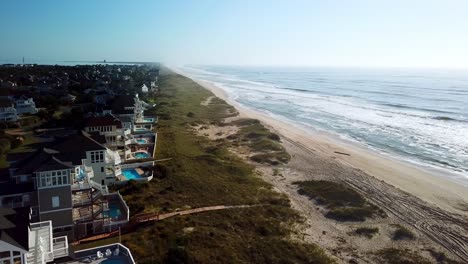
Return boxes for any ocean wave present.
[185,65,468,180]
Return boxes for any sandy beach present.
[185,76,468,262]
[195,79,468,216]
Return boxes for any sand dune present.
[190,78,468,261]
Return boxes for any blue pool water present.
[144,118,154,122]
[136,139,146,144]
[100,258,128,264]
[134,152,150,159]
[104,203,122,218]
[122,169,143,180]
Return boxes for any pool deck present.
[72,243,135,264]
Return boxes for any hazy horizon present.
[1,0,468,69]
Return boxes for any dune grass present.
[294,180,386,222]
[375,248,432,264]
[392,224,415,240]
[353,227,379,238]
[77,71,333,263]
[225,118,291,165]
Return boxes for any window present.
[90,151,104,163]
[101,167,104,172]
[37,170,69,188]
[52,196,60,208]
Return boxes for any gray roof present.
[0,207,30,251]
[50,131,106,165]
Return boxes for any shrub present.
[375,248,431,264]
[354,227,379,238]
[186,112,195,118]
[267,133,281,141]
[0,139,11,155]
[295,180,365,207]
[392,225,415,240]
[325,207,375,222]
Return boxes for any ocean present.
[181,65,468,184]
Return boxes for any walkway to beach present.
[73,204,262,245]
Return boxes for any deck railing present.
[52,236,69,258]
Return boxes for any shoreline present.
[186,76,468,216]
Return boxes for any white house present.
[14,96,38,115]
[141,84,148,93]
[0,98,18,122]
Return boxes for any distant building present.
[61,94,76,103]
[141,84,148,93]
[1,81,17,89]
[0,97,18,122]
[14,96,38,115]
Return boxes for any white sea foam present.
[180,65,468,183]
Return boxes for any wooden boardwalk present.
[73,204,260,245]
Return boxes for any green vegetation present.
[225,118,290,165]
[375,248,432,264]
[78,71,333,263]
[294,180,386,221]
[353,227,379,238]
[0,131,40,169]
[426,249,463,264]
[392,224,415,240]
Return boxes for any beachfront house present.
[84,114,135,161]
[2,134,130,240]
[0,97,18,122]
[51,131,122,186]
[0,207,135,264]
[6,148,76,238]
[0,207,69,264]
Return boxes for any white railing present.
[84,165,94,178]
[120,160,154,169]
[105,149,121,165]
[52,236,69,258]
[71,181,92,191]
[90,180,109,195]
[30,221,51,230]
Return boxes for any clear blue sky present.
[1,0,468,68]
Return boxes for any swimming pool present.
[134,152,150,159]
[100,257,129,264]
[122,169,143,180]
[103,203,122,218]
[136,139,146,144]
[144,118,154,122]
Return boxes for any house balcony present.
[52,236,69,259]
[72,179,108,195]
[71,181,92,192]
[73,243,135,264]
[74,165,94,182]
[27,221,69,264]
[73,202,109,223]
[105,150,121,165]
